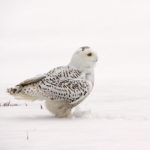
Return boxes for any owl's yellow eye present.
[87,53,92,56]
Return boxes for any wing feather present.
[18,66,92,106]
[39,78,91,105]
[37,66,92,105]
[18,75,46,86]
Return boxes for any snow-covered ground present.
[1,79,150,150]
[0,0,150,149]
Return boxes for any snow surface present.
[1,82,150,150]
[0,0,150,149]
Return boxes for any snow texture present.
[0,0,150,149]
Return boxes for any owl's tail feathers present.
[7,85,38,101]
[7,85,22,95]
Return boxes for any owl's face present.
[78,46,98,63]
[70,46,98,70]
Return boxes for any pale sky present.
[0,0,150,81]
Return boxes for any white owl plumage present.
[7,46,98,117]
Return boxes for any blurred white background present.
[1,1,150,150]
[0,0,150,97]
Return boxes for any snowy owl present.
[7,46,98,117]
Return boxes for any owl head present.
[69,46,98,70]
